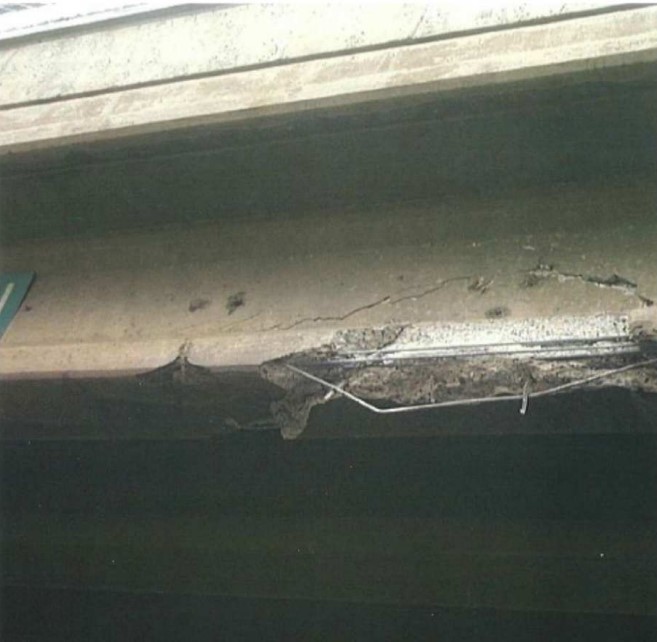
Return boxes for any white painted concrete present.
[0,2,628,105]
[2,7,656,154]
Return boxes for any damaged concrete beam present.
[261,315,657,438]
[1,176,656,439]
[2,316,656,440]
[1,179,655,377]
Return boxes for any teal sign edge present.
[0,272,36,340]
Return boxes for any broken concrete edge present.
[527,265,655,307]
[0,312,648,380]
[260,316,657,439]
[628,306,657,340]
[3,312,656,440]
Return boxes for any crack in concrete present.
[262,275,473,332]
[529,265,654,307]
[218,312,261,332]
[263,295,392,332]
[387,275,473,306]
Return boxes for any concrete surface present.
[2,6,656,154]
[1,178,656,378]
[0,2,629,106]
[1,62,656,438]
[1,5,656,439]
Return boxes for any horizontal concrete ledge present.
[1,178,655,381]
[0,2,630,106]
[0,314,643,380]
[0,1,178,42]
[0,329,332,380]
[1,7,657,154]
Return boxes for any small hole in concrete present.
[486,306,510,319]
[188,298,211,313]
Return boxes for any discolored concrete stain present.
[188,298,211,313]
[226,291,246,315]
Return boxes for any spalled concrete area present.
[1,177,656,375]
[1,17,656,439]
[1,174,656,438]
[2,6,657,628]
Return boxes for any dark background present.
[2,424,656,641]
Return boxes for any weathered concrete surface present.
[2,7,657,154]
[1,17,655,438]
[1,179,655,378]
[0,2,630,107]
[1,61,655,438]
[1,177,656,438]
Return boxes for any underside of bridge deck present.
[1,59,656,440]
[1,5,656,629]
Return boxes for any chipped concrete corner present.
[261,315,657,439]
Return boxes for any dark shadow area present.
[1,67,656,243]
[1,431,657,522]
[3,586,656,642]
[2,426,656,639]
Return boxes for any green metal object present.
[0,272,35,340]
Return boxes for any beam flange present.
[1,7,657,154]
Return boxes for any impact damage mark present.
[261,322,657,439]
[527,264,654,306]
[226,291,246,315]
[136,342,215,385]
